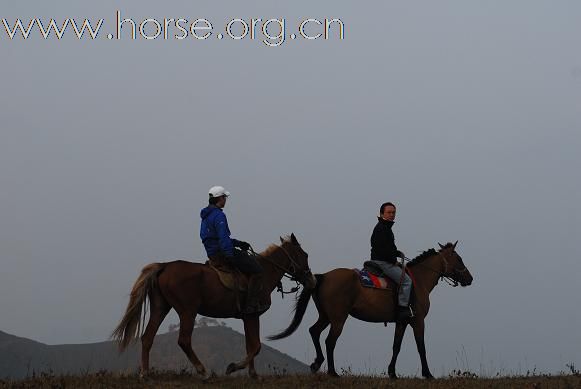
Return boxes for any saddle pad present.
[354,269,394,290]
[208,262,248,292]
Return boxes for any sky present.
[1,0,580,377]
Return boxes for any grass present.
[2,370,581,389]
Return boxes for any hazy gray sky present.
[1,0,580,376]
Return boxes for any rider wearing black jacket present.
[369,202,413,323]
[370,217,402,264]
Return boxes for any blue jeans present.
[370,260,412,306]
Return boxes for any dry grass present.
[2,371,580,389]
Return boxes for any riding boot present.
[396,305,413,323]
[242,274,270,314]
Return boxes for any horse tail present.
[268,274,324,340]
[111,262,166,351]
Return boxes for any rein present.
[250,245,306,297]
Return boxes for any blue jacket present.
[200,205,241,257]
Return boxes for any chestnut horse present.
[112,234,315,379]
[269,242,473,378]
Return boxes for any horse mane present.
[259,235,294,257]
[260,244,280,257]
[407,249,437,267]
[407,242,455,267]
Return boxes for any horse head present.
[279,233,317,289]
[438,241,473,287]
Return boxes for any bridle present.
[279,244,312,281]
[405,250,466,287]
[250,244,312,296]
[437,251,460,287]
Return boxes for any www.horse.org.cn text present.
[1,11,345,47]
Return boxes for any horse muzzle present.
[459,275,473,287]
[453,269,473,287]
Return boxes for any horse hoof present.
[225,363,237,375]
[310,362,321,373]
[424,373,434,380]
[200,370,216,382]
[328,371,340,378]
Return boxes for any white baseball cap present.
[208,186,230,198]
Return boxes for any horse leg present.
[325,317,347,377]
[177,312,211,380]
[226,315,261,378]
[140,294,170,377]
[245,316,262,379]
[309,315,329,373]
[411,319,434,379]
[387,321,408,379]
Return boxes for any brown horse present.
[268,241,473,379]
[112,233,315,379]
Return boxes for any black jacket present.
[370,217,400,263]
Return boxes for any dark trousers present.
[228,248,263,275]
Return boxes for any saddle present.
[207,256,248,292]
[354,261,414,290]
[357,261,417,325]
[354,268,395,290]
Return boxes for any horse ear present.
[290,233,299,245]
[438,242,444,249]
[453,240,458,248]
[280,236,285,244]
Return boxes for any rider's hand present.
[397,250,406,259]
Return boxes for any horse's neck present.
[256,248,286,292]
[409,254,444,294]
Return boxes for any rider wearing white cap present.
[208,185,230,198]
[200,186,269,313]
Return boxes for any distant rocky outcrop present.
[0,324,308,379]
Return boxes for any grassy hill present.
[0,325,307,380]
[2,371,580,389]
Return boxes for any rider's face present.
[217,196,227,208]
[381,205,396,221]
